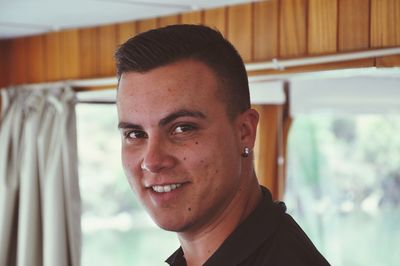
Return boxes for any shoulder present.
[206,186,330,266]
[273,213,330,265]
[241,196,330,266]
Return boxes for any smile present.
[152,183,182,193]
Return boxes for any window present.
[76,103,179,266]
[285,114,400,266]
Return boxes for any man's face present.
[117,59,247,234]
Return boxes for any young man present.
[115,24,329,266]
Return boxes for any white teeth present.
[152,183,182,193]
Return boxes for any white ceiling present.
[0,0,255,39]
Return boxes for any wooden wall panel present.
[338,0,370,51]
[308,0,338,54]
[45,32,62,81]
[79,28,98,79]
[2,0,400,87]
[203,7,227,36]
[158,15,180,27]
[137,18,158,33]
[0,40,10,88]
[27,35,45,83]
[375,55,400,67]
[9,38,27,85]
[253,105,279,195]
[180,10,203,24]
[253,0,279,61]
[371,0,400,47]
[227,4,253,62]
[0,43,6,88]
[279,0,307,58]
[117,21,137,44]
[97,25,117,77]
[60,30,80,79]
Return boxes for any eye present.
[124,130,148,140]
[172,124,196,135]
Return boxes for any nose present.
[141,136,175,173]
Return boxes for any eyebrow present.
[118,109,206,129]
[118,121,141,130]
[159,109,206,127]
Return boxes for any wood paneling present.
[253,0,279,61]
[308,0,338,54]
[203,7,227,36]
[1,0,400,87]
[0,40,10,87]
[27,35,45,83]
[376,55,400,67]
[9,38,27,85]
[60,29,80,79]
[79,28,98,78]
[338,0,370,51]
[254,105,279,195]
[180,10,203,24]
[279,0,307,58]
[158,15,180,27]
[117,21,137,44]
[371,0,400,47]
[137,18,158,33]
[253,101,291,200]
[97,25,117,77]
[45,32,62,81]
[228,4,253,62]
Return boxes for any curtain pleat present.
[61,91,81,266]
[0,89,22,266]
[0,87,81,266]
[17,93,45,266]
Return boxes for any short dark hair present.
[114,24,250,118]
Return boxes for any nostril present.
[140,160,165,173]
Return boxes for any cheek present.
[121,146,140,168]
[121,150,133,172]
[187,150,221,182]
[121,149,141,184]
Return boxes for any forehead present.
[117,60,226,122]
[118,59,218,93]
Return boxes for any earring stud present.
[242,147,250,158]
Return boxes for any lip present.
[146,182,189,206]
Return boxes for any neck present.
[177,171,262,266]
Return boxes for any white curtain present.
[0,86,81,266]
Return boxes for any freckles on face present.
[116,60,245,233]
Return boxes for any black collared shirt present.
[166,186,330,266]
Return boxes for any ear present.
[236,108,259,150]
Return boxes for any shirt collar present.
[166,247,185,266]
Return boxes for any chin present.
[154,220,185,232]
[150,214,192,233]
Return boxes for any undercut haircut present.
[114,24,250,119]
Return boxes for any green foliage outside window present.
[285,114,400,266]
